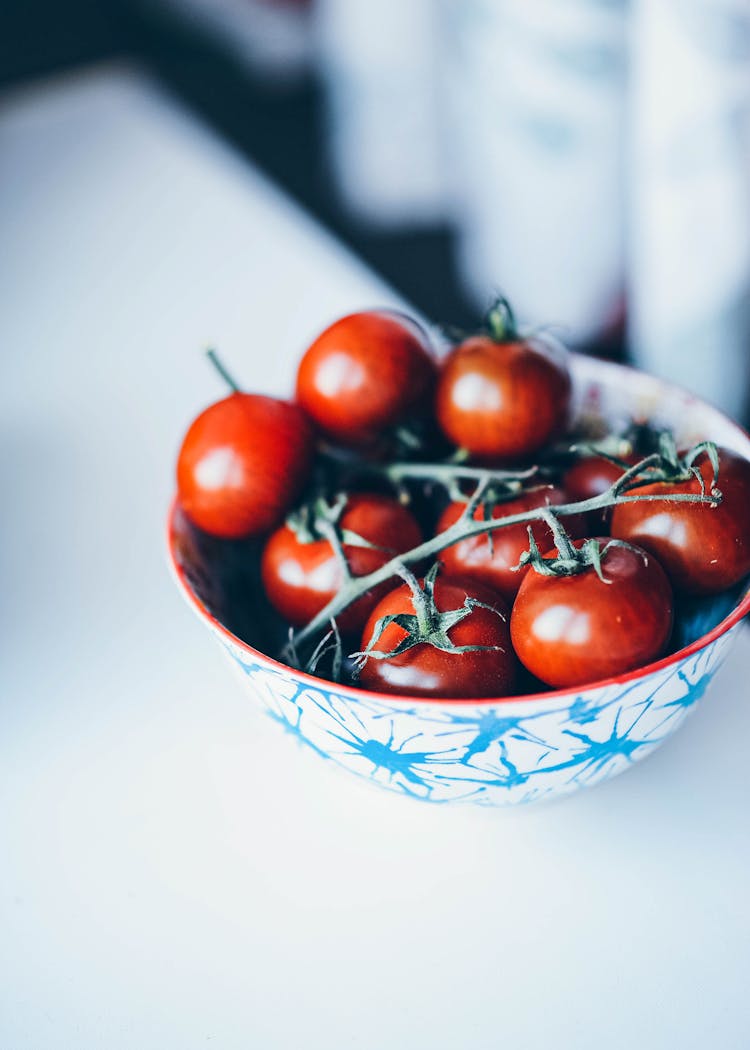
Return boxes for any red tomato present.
[357,575,517,698]
[510,539,674,688]
[563,454,640,503]
[563,453,640,531]
[437,485,587,603]
[610,447,750,594]
[435,335,571,458]
[261,493,423,633]
[177,393,314,539]
[295,310,436,446]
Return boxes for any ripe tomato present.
[357,574,517,698]
[610,447,750,594]
[295,310,436,446]
[563,452,640,531]
[435,334,571,458]
[261,493,423,633]
[177,393,314,539]
[437,485,587,603]
[510,539,674,688]
[563,454,640,503]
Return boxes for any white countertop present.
[1,64,749,1050]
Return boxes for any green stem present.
[539,509,577,561]
[385,461,537,488]
[206,348,241,394]
[317,518,351,578]
[397,563,434,635]
[287,472,719,657]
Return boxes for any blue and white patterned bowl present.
[168,354,750,806]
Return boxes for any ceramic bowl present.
[167,354,750,806]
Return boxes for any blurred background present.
[2,0,749,421]
[3,8,750,1048]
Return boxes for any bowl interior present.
[169,353,750,701]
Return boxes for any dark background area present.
[2,0,626,360]
[1,0,482,330]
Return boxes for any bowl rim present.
[166,355,750,708]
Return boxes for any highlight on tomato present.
[610,446,750,595]
[435,298,571,459]
[295,309,436,447]
[177,351,314,539]
[510,532,674,689]
[261,492,422,634]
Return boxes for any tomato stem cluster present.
[516,516,625,584]
[283,443,722,670]
[383,460,538,502]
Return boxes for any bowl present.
[167,353,750,806]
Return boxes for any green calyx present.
[350,563,506,674]
[515,510,628,584]
[286,493,347,545]
[286,493,380,554]
[598,438,723,505]
[484,296,518,343]
[667,436,721,493]
[634,433,721,494]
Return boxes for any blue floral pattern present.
[215,625,738,806]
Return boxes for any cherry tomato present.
[610,447,750,595]
[510,539,674,688]
[295,310,436,446]
[437,485,587,603]
[261,493,423,633]
[563,453,640,531]
[357,575,517,698]
[563,454,640,503]
[177,393,314,539]
[435,335,571,458]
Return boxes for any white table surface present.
[1,64,749,1050]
